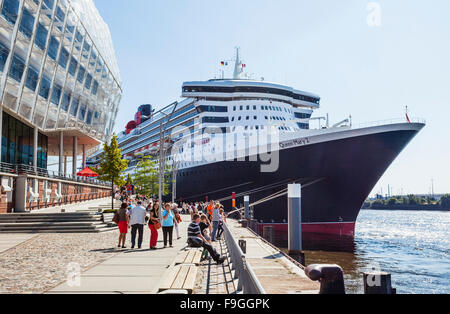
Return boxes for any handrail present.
[222,221,266,294]
[0,162,111,187]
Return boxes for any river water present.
[300,210,450,294]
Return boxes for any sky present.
[93,0,450,196]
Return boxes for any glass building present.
[0,0,121,175]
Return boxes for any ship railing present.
[222,221,266,294]
[346,117,427,130]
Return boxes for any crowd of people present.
[113,193,227,264]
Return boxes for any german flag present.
[221,61,228,66]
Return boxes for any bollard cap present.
[288,184,301,198]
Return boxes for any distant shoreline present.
[362,203,450,211]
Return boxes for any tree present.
[133,156,170,197]
[387,197,398,206]
[440,194,450,210]
[96,135,129,210]
[126,173,133,185]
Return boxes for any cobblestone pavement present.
[194,239,237,294]
[0,230,122,294]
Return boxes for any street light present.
[156,103,179,221]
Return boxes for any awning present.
[77,167,99,177]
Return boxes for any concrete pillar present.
[58,131,63,176]
[15,175,28,212]
[244,195,250,220]
[288,184,305,266]
[72,137,78,178]
[33,127,38,173]
[64,156,67,177]
[82,144,86,169]
[0,105,3,163]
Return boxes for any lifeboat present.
[124,153,134,161]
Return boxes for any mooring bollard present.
[288,184,305,266]
[238,240,247,254]
[244,196,250,220]
[363,272,396,294]
[305,264,346,294]
[263,226,274,243]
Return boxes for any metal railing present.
[222,222,266,294]
[27,191,111,211]
[0,162,111,187]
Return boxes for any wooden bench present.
[174,249,203,266]
[158,265,198,294]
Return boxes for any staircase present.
[0,203,123,234]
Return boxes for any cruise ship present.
[88,49,425,240]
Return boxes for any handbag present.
[154,222,162,230]
[176,214,182,223]
[112,212,119,224]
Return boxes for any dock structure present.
[46,215,319,294]
[222,219,320,294]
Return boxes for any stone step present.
[0,226,117,234]
[0,221,106,228]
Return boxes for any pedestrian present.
[129,201,147,249]
[217,208,226,240]
[173,206,182,240]
[161,203,175,248]
[187,214,225,264]
[117,203,130,249]
[199,214,212,243]
[211,203,221,242]
[148,202,160,250]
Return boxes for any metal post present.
[288,184,305,265]
[244,195,250,220]
[158,122,163,220]
[59,131,64,176]
[64,156,67,177]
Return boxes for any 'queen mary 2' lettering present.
[279,138,310,149]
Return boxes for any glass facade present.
[2,111,48,167]
[0,0,122,148]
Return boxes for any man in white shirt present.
[129,201,147,249]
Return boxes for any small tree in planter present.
[96,135,129,211]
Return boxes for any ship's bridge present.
[182,80,320,109]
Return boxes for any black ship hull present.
[175,123,423,240]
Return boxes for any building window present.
[92,80,99,95]
[58,48,70,69]
[39,76,51,100]
[0,42,10,73]
[70,98,79,117]
[86,110,93,125]
[68,57,77,76]
[19,8,35,39]
[8,53,25,82]
[48,36,60,60]
[85,73,92,89]
[61,92,71,112]
[35,23,48,50]
[25,66,39,91]
[51,84,62,105]
[77,65,85,83]
[1,0,20,25]
[79,104,86,121]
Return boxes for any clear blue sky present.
[94,0,450,196]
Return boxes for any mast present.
[233,47,243,79]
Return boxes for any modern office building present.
[0,0,122,213]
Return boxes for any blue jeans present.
[212,221,219,241]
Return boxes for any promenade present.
[48,216,191,294]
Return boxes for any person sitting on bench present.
[187,214,225,264]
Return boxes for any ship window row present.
[202,117,229,124]
[230,125,296,132]
[295,113,312,119]
[183,86,320,104]
[232,104,293,114]
[1,0,117,95]
[197,105,228,113]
